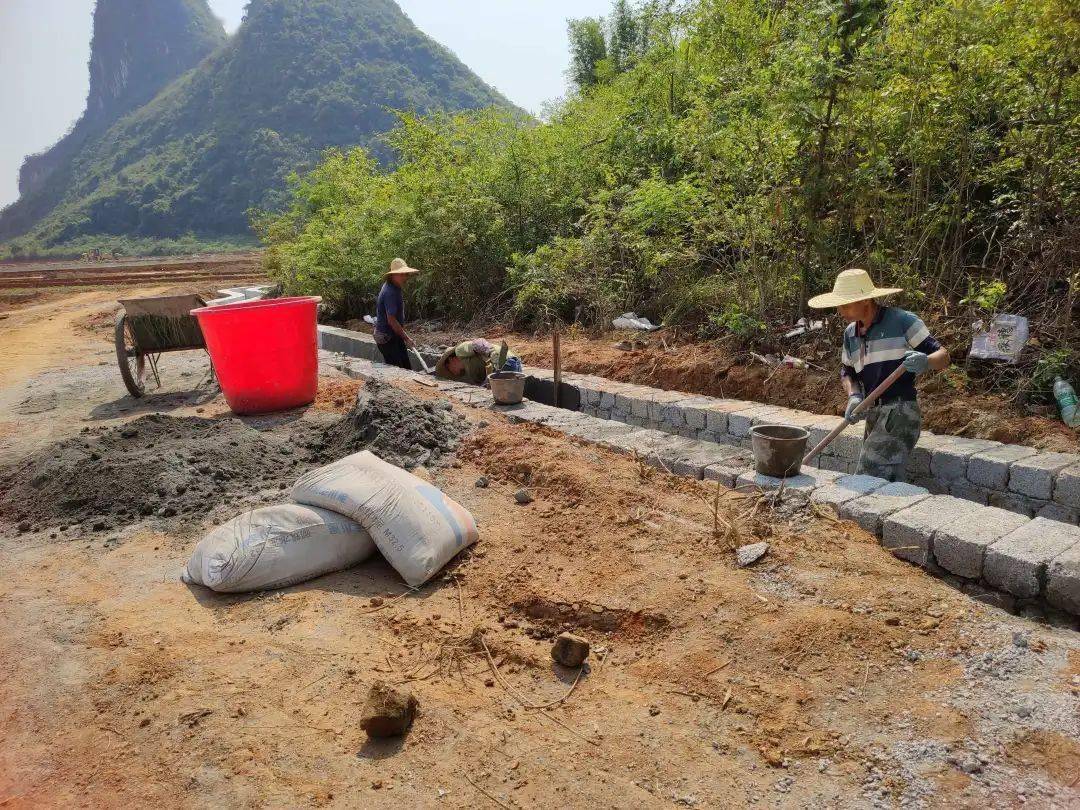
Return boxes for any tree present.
[568,17,608,89]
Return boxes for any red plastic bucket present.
[192,296,322,415]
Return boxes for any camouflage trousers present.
[857,400,922,482]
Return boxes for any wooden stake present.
[552,328,562,408]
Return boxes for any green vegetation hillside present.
[263,0,1079,391]
[2,0,226,245]
[0,0,513,253]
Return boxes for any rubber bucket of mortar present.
[750,424,809,477]
[192,296,322,415]
[488,371,526,405]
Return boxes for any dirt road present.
[1,288,1078,808]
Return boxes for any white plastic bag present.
[291,451,479,587]
[182,504,375,593]
[612,312,659,331]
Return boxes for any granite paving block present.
[751,408,820,431]
[701,400,748,434]
[630,396,652,419]
[930,438,1001,482]
[1008,452,1079,500]
[646,389,690,422]
[1037,503,1080,524]
[703,448,756,487]
[912,476,950,495]
[736,468,841,493]
[984,517,1080,598]
[987,491,1037,517]
[1054,465,1080,510]
[906,433,960,478]
[646,437,709,475]
[949,480,990,505]
[933,506,1031,579]
[672,397,714,430]
[1046,542,1080,614]
[807,415,846,449]
[966,445,1040,490]
[811,474,889,509]
[882,496,984,567]
[839,482,931,536]
[820,423,865,461]
[659,402,688,429]
[728,406,784,438]
[818,456,856,474]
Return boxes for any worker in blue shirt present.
[809,269,950,481]
[373,258,419,369]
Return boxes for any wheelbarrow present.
[114,294,212,397]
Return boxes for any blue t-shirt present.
[374,281,404,343]
[840,306,941,403]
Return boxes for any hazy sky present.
[0,0,611,209]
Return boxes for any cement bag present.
[182,504,376,593]
[291,451,479,587]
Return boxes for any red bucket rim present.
[191,295,321,317]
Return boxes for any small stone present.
[475,476,490,488]
[17,521,30,533]
[1012,631,1029,648]
[484,678,495,688]
[514,488,533,505]
[648,705,661,716]
[360,681,418,738]
[736,542,769,568]
[551,632,590,667]
[369,596,384,607]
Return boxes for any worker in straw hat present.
[373,258,420,370]
[808,268,950,482]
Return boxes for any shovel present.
[410,346,433,375]
[801,365,908,467]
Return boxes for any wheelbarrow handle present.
[801,365,908,467]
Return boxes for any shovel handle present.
[801,365,908,466]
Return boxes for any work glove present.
[902,350,930,375]
[844,394,866,423]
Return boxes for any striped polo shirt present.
[840,306,941,403]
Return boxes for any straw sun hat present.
[807,268,902,309]
[386,257,420,276]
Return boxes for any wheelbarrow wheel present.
[115,311,147,398]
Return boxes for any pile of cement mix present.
[320,380,466,469]
[0,382,467,535]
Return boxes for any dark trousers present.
[377,334,412,370]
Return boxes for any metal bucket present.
[488,371,526,405]
[749,424,809,477]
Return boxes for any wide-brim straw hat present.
[386,257,420,276]
[807,268,902,309]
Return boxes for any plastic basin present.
[750,424,809,478]
[192,296,322,415]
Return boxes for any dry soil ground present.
[1,282,1078,809]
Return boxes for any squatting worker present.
[373,258,420,369]
[434,339,521,385]
[808,268,950,482]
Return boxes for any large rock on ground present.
[360,681,418,738]
[551,632,590,667]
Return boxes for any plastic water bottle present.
[1054,377,1080,428]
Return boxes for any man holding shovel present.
[373,258,420,370]
[808,269,950,481]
